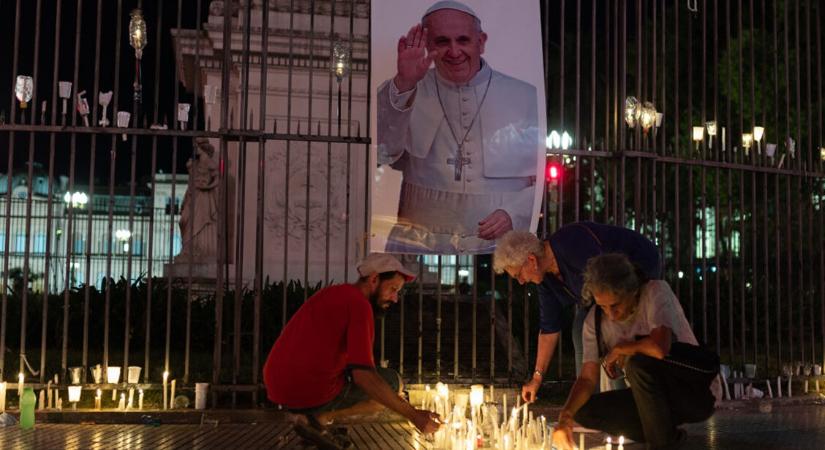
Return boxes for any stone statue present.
[176,138,220,262]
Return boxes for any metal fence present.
[0,0,823,407]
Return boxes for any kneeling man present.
[552,254,718,450]
[264,253,440,444]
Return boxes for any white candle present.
[722,127,726,151]
[618,435,625,450]
[118,393,125,411]
[138,389,144,410]
[17,373,24,397]
[606,436,613,450]
[788,375,792,397]
[766,380,773,398]
[0,381,6,412]
[47,380,52,409]
[128,388,135,410]
[579,432,585,450]
[56,394,62,410]
[170,380,176,409]
[163,371,169,410]
[38,390,45,411]
[804,380,809,393]
[777,376,783,397]
[95,389,102,410]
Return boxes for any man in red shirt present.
[264,253,440,444]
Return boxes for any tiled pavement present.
[0,402,824,449]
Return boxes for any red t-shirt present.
[263,284,376,409]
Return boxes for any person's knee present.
[624,354,659,380]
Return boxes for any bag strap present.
[595,306,605,359]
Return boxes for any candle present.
[618,435,625,450]
[777,376,783,397]
[489,385,494,404]
[38,390,45,411]
[163,371,169,410]
[766,380,773,398]
[788,375,792,397]
[579,432,585,450]
[0,381,6,412]
[47,380,52,409]
[128,388,135,410]
[95,389,102,410]
[804,380,809,393]
[18,373,24,397]
[722,127,726,151]
[118,393,125,411]
[606,436,613,450]
[56,394,62,410]
[170,380,176,409]
[138,389,144,410]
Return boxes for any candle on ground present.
[0,381,6,413]
[138,389,144,410]
[47,380,52,409]
[128,388,135,410]
[163,371,169,410]
[170,379,176,409]
[606,436,612,450]
[579,432,585,450]
[95,389,102,410]
[777,376,783,397]
[766,380,773,398]
[56,395,62,410]
[118,393,125,411]
[618,435,625,450]
[38,390,45,411]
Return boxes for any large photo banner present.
[370,0,547,255]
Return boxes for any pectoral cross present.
[447,154,471,181]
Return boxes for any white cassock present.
[377,60,540,254]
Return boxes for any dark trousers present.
[574,354,715,448]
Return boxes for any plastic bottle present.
[20,387,35,429]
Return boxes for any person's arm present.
[522,331,559,402]
[351,368,439,433]
[602,326,672,376]
[552,361,600,450]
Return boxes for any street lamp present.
[331,39,351,135]
[63,191,88,208]
[115,229,132,254]
[129,9,148,105]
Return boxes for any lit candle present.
[618,435,625,450]
[170,379,176,409]
[18,373,24,397]
[163,371,169,410]
[128,388,135,410]
[138,389,144,410]
[606,436,613,450]
[95,389,102,410]
[118,393,125,411]
[579,432,585,450]
[0,381,6,412]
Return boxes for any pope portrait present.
[377,0,540,254]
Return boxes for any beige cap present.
[357,253,416,282]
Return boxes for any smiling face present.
[424,9,487,84]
